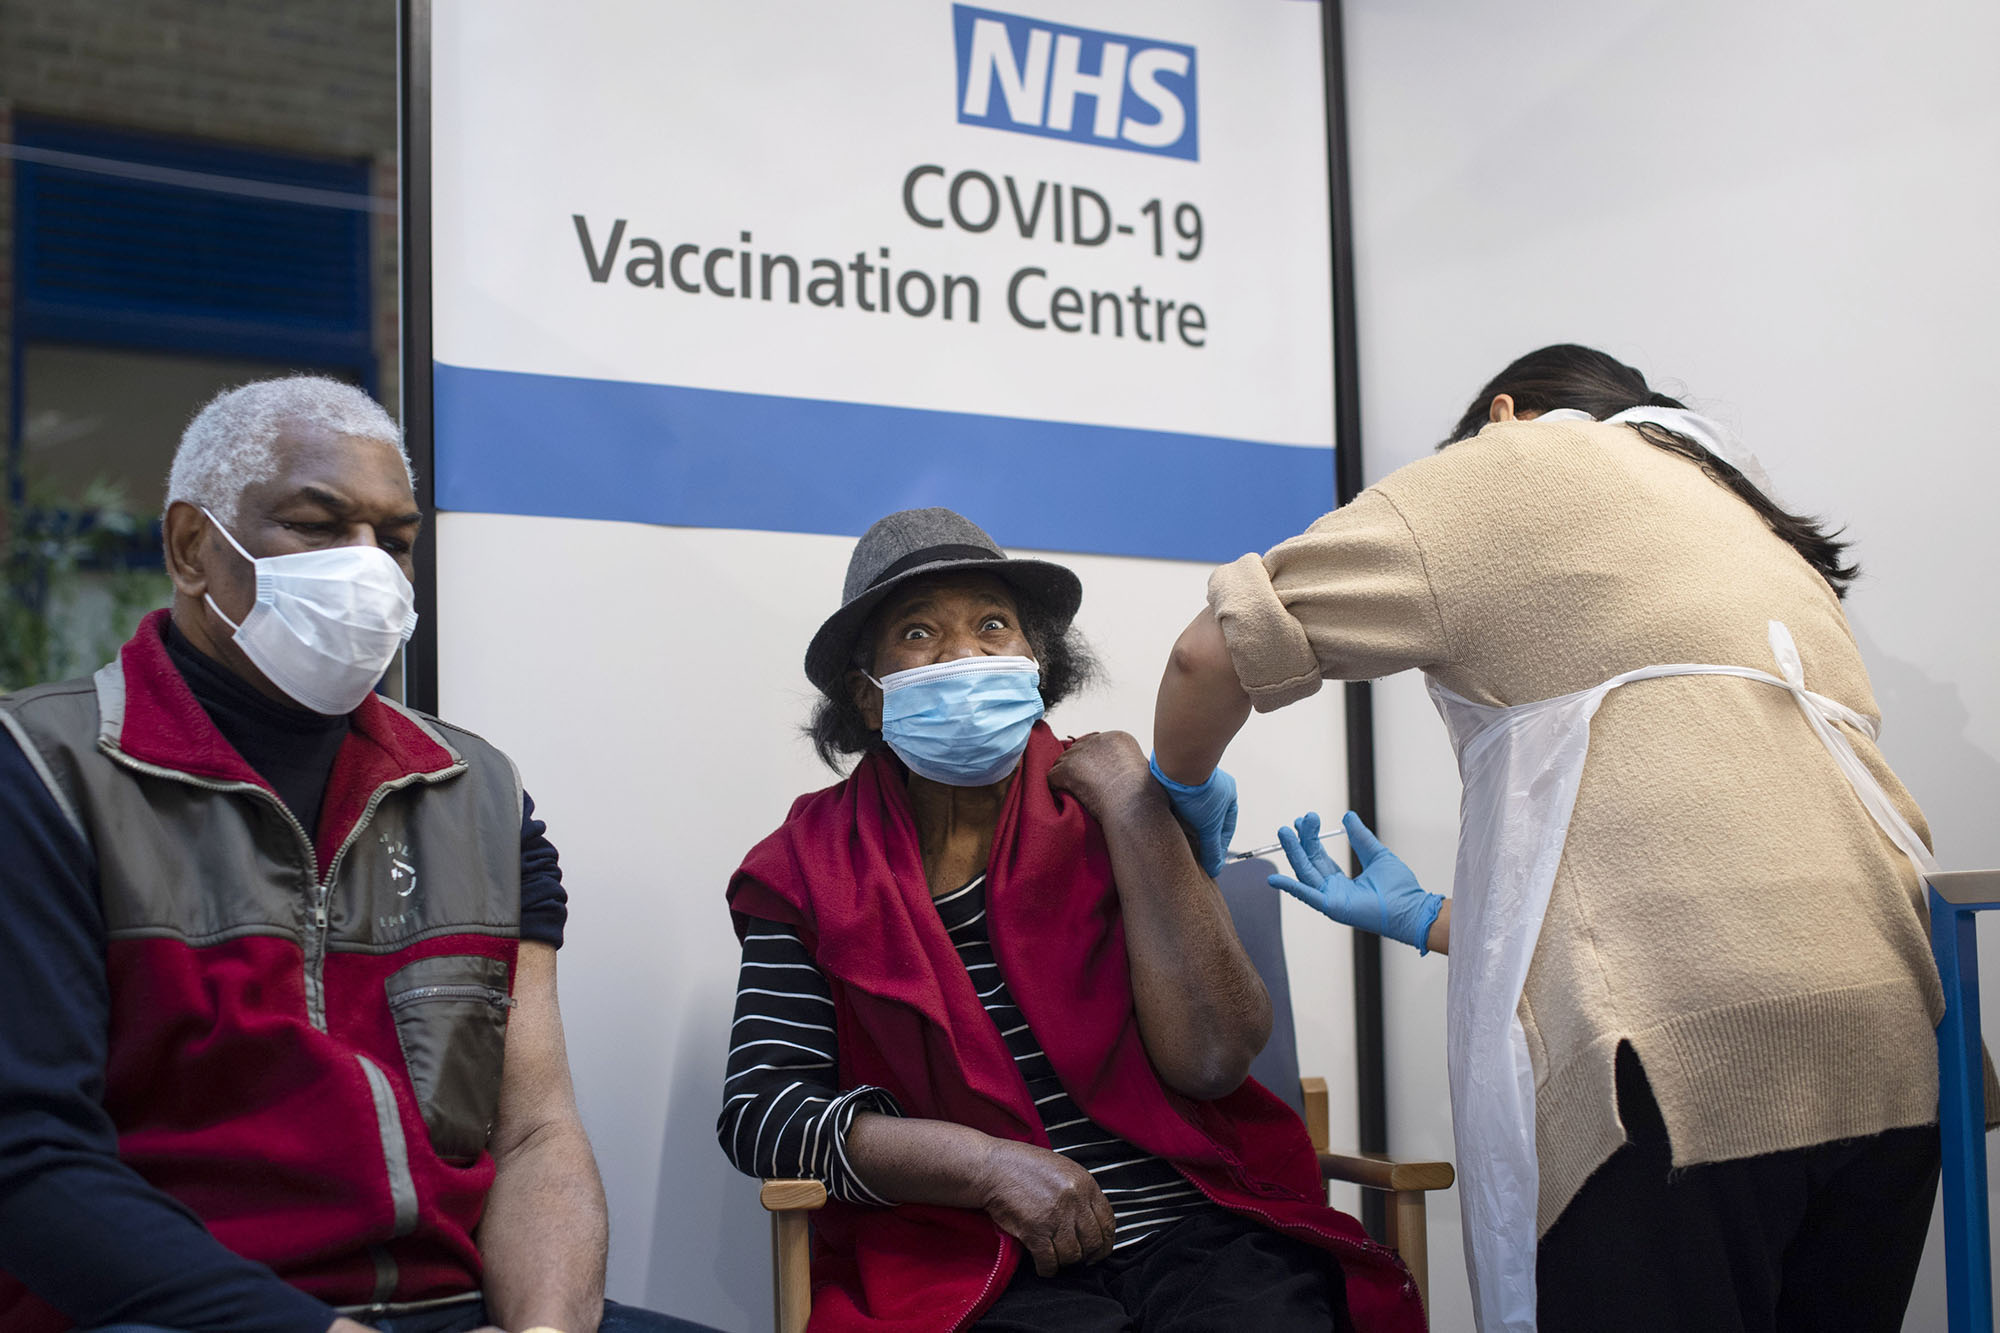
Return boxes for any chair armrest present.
[1930,870,2000,906]
[1318,1151,1454,1193]
[761,1178,829,1212]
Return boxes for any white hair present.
[165,375,413,525]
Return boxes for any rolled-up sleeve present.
[1207,487,1450,710]
[717,919,904,1205]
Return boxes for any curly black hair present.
[804,579,1100,771]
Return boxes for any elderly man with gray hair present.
[0,378,705,1333]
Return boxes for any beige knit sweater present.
[1209,418,1947,1234]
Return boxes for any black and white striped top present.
[718,874,1212,1249]
[717,923,898,1205]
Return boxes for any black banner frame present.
[1317,0,1390,1241]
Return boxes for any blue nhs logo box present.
[952,5,1198,161]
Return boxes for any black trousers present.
[1538,1044,1940,1333]
[974,1207,1353,1332]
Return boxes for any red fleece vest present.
[729,725,1423,1333]
[0,613,523,1329]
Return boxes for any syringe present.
[1225,828,1346,863]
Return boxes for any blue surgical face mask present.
[866,655,1044,787]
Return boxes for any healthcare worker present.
[1149,344,1960,1333]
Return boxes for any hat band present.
[865,543,1002,591]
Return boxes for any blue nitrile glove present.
[1149,754,1238,878]
[1271,811,1444,955]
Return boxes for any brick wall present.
[0,0,403,443]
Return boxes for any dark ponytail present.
[1443,344,1858,597]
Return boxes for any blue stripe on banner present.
[432,362,1334,563]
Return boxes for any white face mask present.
[201,507,419,715]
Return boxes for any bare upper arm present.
[488,941,582,1162]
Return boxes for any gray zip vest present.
[0,645,525,1306]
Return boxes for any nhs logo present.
[952,6,1199,161]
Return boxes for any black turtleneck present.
[163,619,349,833]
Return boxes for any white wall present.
[435,515,1354,1331]
[1342,1,2000,1328]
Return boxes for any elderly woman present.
[717,509,1422,1333]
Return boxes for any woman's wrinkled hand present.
[976,1138,1117,1276]
[1048,730,1157,819]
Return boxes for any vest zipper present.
[305,767,466,1029]
[97,741,465,1032]
[386,983,516,1009]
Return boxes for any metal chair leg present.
[1933,884,1993,1333]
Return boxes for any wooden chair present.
[759,857,1455,1333]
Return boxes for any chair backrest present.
[1215,856,1305,1120]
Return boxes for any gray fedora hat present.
[804,508,1083,692]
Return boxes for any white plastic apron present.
[1427,620,1940,1333]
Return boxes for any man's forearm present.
[478,1121,608,1333]
[479,941,603,1333]
[1100,787,1271,1100]
[1153,609,1251,784]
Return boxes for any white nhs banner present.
[953,4,1199,160]
[432,0,1334,562]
